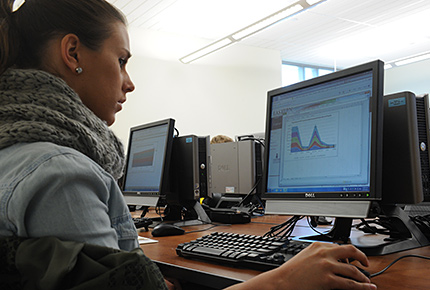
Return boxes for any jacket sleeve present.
[7,150,139,251]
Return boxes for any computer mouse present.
[354,265,371,279]
[337,265,371,282]
[151,223,185,237]
[333,266,372,290]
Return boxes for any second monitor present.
[262,59,429,255]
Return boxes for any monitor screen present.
[122,118,175,206]
[263,60,384,218]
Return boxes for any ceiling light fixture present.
[180,0,327,64]
[385,51,430,69]
[12,0,25,12]
[180,38,233,64]
[231,4,303,41]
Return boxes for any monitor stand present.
[173,201,211,227]
[295,217,353,244]
[354,205,429,256]
[151,200,211,227]
[295,205,429,256]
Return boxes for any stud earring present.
[75,67,83,74]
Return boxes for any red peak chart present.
[286,113,339,159]
[291,125,335,152]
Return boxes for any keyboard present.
[176,231,310,271]
[132,217,153,230]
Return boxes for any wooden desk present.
[138,214,430,290]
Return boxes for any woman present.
[0,1,377,289]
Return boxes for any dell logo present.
[305,193,315,198]
[218,165,229,171]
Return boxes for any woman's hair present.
[0,0,126,75]
[211,135,234,144]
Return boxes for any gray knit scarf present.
[0,69,125,180]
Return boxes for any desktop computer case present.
[209,140,263,195]
[415,93,430,200]
[170,135,210,201]
[383,92,430,204]
[403,93,430,216]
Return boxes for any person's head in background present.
[211,134,234,144]
[0,0,135,126]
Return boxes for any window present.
[282,62,335,86]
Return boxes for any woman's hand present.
[164,277,182,290]
[226,242,377,290]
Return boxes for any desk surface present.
[137,213,430,290]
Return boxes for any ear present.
[60,34,81,74]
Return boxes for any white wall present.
[112,27,430,147]
[385,58,430,96]
[111,28,282,147]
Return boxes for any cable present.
[236,177,262,207]
[306,216,335,239]
[222,137,265,214]
[410,214,430,240]
[355,218,391,235]
[139,206,150,218]
[236,135,265,148]
[264,215,305,238]
[252,197,266,216]
[184,224,219,234]
[370,254,430,278]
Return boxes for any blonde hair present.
[210,135,234,144]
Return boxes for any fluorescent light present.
[384,64,393,70]
[306,0,325,5]
[384,51,430,69]
[179,0,327,64]
[180,38,233,64]
[12,0,25,11]
[394,53,430,66]
[232,4,303,41]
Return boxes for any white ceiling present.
[109,0,430,68]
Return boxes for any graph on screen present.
[132,148,155,167]
[291,125,335,152]
[285,113,339,160]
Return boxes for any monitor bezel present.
[262,60,384,204]
[121,118,175,206]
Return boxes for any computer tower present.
[383,92,429,205]
[170,135,210,202]
[403,93,430,216]
[209,140,263,196]
[197,136,211,198]
[415,93,430,200]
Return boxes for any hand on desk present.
[165,277,182,290]
[225,242,377,290]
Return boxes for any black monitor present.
[262,60,429,255]
[121,118,175,207]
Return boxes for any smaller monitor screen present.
[122,119,175,201]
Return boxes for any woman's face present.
[76,22,135,126]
